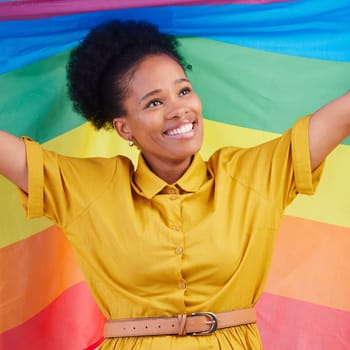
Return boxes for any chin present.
[184,144,202,159]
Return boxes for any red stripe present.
[0,0,290,20]
[84,338,105,350]
[0,282,105,350]
[256,292,350,350]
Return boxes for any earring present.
[128,138,134,147]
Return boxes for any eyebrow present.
[139,78,191,104]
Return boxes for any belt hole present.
[133,327,136,330]
[172,324,175,328]
[158,325,161,328]
[145,326,148,329]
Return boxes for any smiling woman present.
[112,54,204,183]
[0,18,349,350]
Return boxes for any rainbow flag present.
[1,1,350,349]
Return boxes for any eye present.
[179,87,191,96]
[147,99,162,108]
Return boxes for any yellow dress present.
[20,116,323,349]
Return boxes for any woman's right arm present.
[0,131,28,193]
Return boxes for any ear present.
[113,117,132,141]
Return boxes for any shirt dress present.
[20,116,324,349]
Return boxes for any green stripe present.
[181,37,350,145]
[0,51,84,143]
[1,38,350,144]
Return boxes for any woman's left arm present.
[309,90,350,171]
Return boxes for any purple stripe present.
[0,0,290,20]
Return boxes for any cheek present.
[192,94,203,113]
[131,114,162,135]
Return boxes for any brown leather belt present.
[104,307,256,338]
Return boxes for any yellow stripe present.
[202,118,350,228]
[1,118,349,247]
[0,179,51,248]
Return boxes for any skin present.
[113,54,204,184]
[308,92,350,169]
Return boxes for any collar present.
[132,153,209,199]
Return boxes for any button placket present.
[163,187,181,232]
[161,186,186,293]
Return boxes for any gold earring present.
[128,138,134,147]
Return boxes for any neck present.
[143,155,193,184]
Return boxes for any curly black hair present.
[66,19,190,130]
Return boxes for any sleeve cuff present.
[18,137,44,218]
[292,115,325,195]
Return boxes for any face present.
[113,54,204,176]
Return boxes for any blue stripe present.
[0,0,350,74]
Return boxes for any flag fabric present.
[1,1,350,349]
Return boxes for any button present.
[167,188,176,194]
[175,246,183,255]
[169,195,178,200]
[172,225,180,231]
[178,281,186,289]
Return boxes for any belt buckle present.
[189,312,218,335]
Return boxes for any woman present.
[0,20,349,349]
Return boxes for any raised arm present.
[309,90,350,170]
[0,131,28,193]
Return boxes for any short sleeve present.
[18,137,121,227]
[211,115,325,211]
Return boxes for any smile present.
[164,122,194,136]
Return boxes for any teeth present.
[166,123,193,136]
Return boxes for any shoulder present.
[206,131,291,179]
[53,154,135,187]
[24,137,135,184]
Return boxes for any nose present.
[165,98,189,120]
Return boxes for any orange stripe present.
[0,282,104,349]
[0,225,84,332]
[264,215,350,311]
